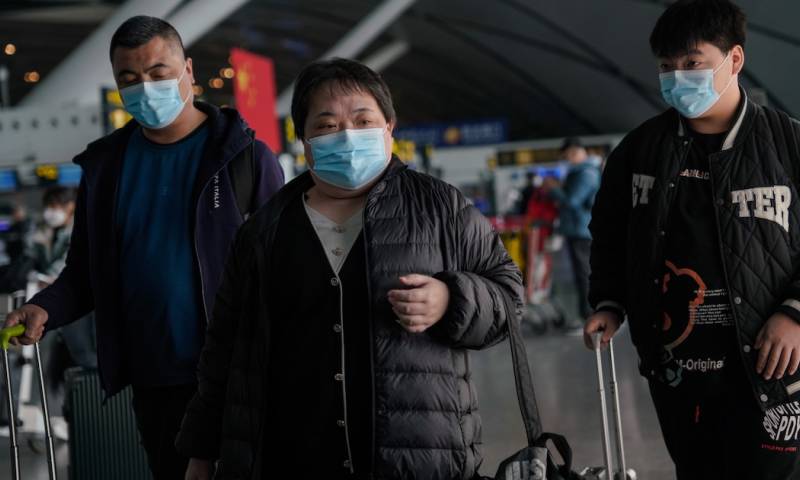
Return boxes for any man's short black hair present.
[291,58,396,140]
[560,137,583,152]
[42,187,76,207]
[650,0,746,59]
[109,15,185,62]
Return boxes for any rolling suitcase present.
[1,323,57,480]
[64,367,152,480]
[580,334,637,480]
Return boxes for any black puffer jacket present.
[176,158,523,479]
[589,95,800,410]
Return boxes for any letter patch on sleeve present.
[730,185,791,232]
[632,174,656,208]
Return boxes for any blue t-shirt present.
[117,124,208,387]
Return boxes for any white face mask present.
[659,53,734,118]
[119,66,190,129]
[43,208,67,228]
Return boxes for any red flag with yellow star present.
[230,48,281,152]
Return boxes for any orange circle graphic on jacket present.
[662,260,707,350]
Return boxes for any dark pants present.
[565,237,592,319]
[132,383,197,480]
[649,369,800,480]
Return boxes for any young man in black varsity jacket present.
[585,1,800,479]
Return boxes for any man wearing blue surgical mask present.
[2,15,284,479]
[176,58,523,480]
[585,1,800,479]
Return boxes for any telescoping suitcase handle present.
[1,321,58,480]
[589,332,636,480]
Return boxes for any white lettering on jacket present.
[632,174,656,207]
[730,186,791,232]
[213,174,221,209]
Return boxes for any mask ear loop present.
[713,53,736,97]
[176,62,192,106]
[383,124,394,164]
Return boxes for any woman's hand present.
[388,274,450,333]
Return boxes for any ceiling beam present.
[275,0,417,117]
[500,0,663,112]
[420,12,600,134]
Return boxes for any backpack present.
[228,128,258,219]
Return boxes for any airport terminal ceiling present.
[0,0,797,140]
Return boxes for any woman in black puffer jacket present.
[177,58,523,480]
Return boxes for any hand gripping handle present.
[0,324,25,350]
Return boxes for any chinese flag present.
[230,48,281,152]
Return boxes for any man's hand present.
[755,313,800,381]
[3,304,48,346]
[185,458,213,480]
[388,274,450,334]
[583,310,622,350]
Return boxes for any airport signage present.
[394,118,508,147]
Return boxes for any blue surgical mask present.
[659,54,734,118]
[308,128,390,190]
[120,67,190,129]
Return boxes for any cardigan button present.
[734,297,742,305]
[760,394,769,403]
[333,324,342,333]
[330,277,340,287]
[334,373,344,381]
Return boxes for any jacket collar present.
[76,101,251,169]
[676,87,752,151]
[251,156,407,238]
[194,101,252,169]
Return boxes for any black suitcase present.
[64,367,152,480]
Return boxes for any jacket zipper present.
[193,219,209,325]
[193,149,246,325]
[644,138,691,377]
[304,195,358,474]
[336,276,356,474]
[706,152,749,394]
[362,205,377,479]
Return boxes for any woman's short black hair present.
[650,0,746,58]
[291,58,396,140]
[109,15,185,61]
[42,187,76,207]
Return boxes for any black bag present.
[478,294,582,480]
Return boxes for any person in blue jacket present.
[543,137,600,334]
[2,15,283,480]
